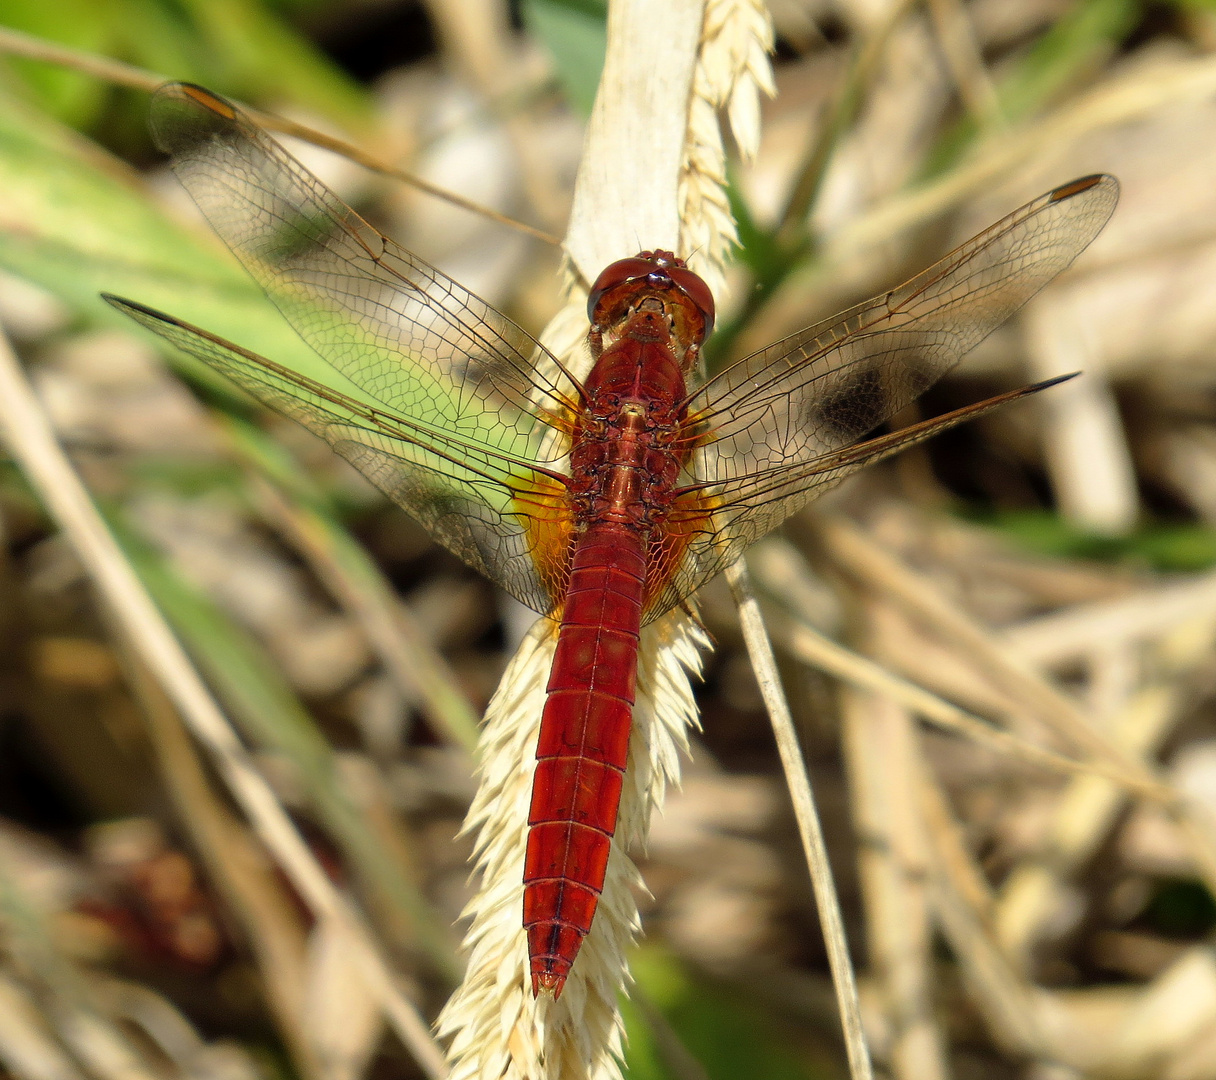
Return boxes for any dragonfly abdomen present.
[524,519,646,998]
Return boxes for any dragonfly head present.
[587,251,715,360]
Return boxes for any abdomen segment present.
[524,521,646,997]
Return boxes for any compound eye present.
[669,266,716,340]
[587,257,655,324]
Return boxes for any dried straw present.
[0,324,447,1079]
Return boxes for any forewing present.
[149,83,577,469]
[105,296,564,614]
[687,175,1118,480]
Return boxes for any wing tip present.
[152,81,237,120]
[100,293,173,325]
[150,81,243,157]
[1049,174,1118,203]
[1026,371,1081,394]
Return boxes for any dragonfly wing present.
[106,296,564,615]
[644,176,1117,618]
[687,175,1117,481]
[646,377,1073,621]
[149,83,576,468]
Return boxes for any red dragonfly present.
[105,83,1117,999]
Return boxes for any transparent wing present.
[105,297,569,614]
[644,378,1071,620]
[149,82,579,472]
[642,175,1118,619]
[685,176,1117,477]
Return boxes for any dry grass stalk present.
[829,50,1216,257]
[0,971,88,1080]
[914,742,1052,1059]
[1101,948,1216,1076]
[840,608,947,1080]
[248,472,481,753]
[925,0,1001,127]
[750,538,1154,786]
[438,3,772,1077]
[817,515,1178,802]
[1025,297,1139,533]
[820,516,1216,914]
[0,878,164,1080]
[0,324,447,1079]
[95,977,264,1079]
[562,2,706,284]
[727,560,875,1080]
[120,649,321,1078]
[1004,569,1216,667]
[995,619,1216,966]
[822,507,1216,1075]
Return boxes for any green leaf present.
[0,80,549,489]
[173,0,372,133]
[996,0,1142,118]
[964,508,1216,572]
[0,0,114,126]
[623,947,838,1080]
[521,0,607,116]
[0,0,371,134]
[924,0,1144,178]
[0,82,372,397]
[1144,880,1216,937]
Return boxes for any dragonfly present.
[104,83,1118,1000]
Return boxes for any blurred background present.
[1,1,1216,1078]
